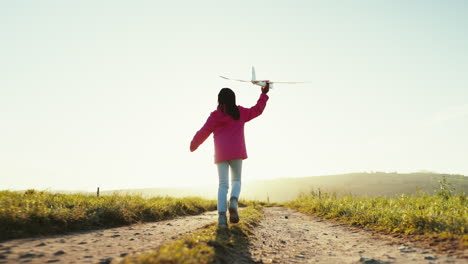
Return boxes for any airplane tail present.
[251,66,256,81]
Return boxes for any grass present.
[0,189,217,241]
[3,178,466,262]
[119,203,263,264]
[287,190,468,247]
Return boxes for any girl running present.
[190,84,270,227]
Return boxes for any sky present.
[1,1,467,191]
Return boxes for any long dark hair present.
[218,88,240,120]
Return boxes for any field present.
[0,189,216,241]
[1,176,467,262]
[287,188,468,247]
[103,172,468,202]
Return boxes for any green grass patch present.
[119,203,263,264]
[0,190,216,240]
[287,191,468,247]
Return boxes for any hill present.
[103,172,468,202]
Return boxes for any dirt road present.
[249,207,467,264]
[0,207,466,264]
[0,211,218,264]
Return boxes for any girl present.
[190,84,270,227]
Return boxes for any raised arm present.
[244,84,270,122]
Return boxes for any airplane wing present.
[219,76,251,82]
[272,81,305,84]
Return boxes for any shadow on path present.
[210,226,259,264]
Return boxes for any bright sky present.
[1,1,467,191]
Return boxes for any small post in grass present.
[97,187,100,197]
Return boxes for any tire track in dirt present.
[248,207,467,264]
[0,210,218,264]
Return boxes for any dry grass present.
[0,190,216,240]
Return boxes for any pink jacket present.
[190,93,269,163]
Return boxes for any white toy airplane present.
[220,67,304,89]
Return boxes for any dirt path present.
[248,207,467,264]
[1,207,466,264]
[0,210,218,264]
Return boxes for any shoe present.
[218,213,228,227]
[228,197,239,223]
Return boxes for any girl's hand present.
[262,82,270,94]
[190,144,197,152]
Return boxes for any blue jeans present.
[216,159,242,213]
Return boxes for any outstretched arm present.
[190,113,216,152]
